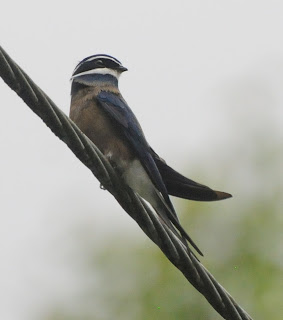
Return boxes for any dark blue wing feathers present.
[97,91,170,202]
[97,91,203,255]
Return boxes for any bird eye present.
[96,60,104,66]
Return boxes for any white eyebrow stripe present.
[71,67,120,80]
[72,56,122,75]
[85,55,122,65]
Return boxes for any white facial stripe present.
[85,55,122,65]
[72,56,122,75]
[73,56,121,74]
[71,67,120,80]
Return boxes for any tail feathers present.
[154,158,232,201]
[214,190,232,200]
[153,190,203,256]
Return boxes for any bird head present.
[71,54,127,85]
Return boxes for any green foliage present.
[44,190,281,320]
[44,135,281,320]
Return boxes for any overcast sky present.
[0,1,282,319]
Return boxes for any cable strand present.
[0,46,253,320]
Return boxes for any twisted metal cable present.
[0,46,253,320]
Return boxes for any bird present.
[69,54,232,256]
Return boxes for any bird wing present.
[97,91,169,201]
[97,91,203,255]
[151,150,232,201]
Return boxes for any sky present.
[0,1,282,319]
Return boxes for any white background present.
[0,1,282,319]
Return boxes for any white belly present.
[123,159,156,204]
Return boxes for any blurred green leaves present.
[44,124,281,320]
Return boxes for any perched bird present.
[69,54,232,255]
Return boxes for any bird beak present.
[117,65,128,72]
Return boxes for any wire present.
[0,46,253,320]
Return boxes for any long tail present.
[153,156,232,201]
[152,189,203,256]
